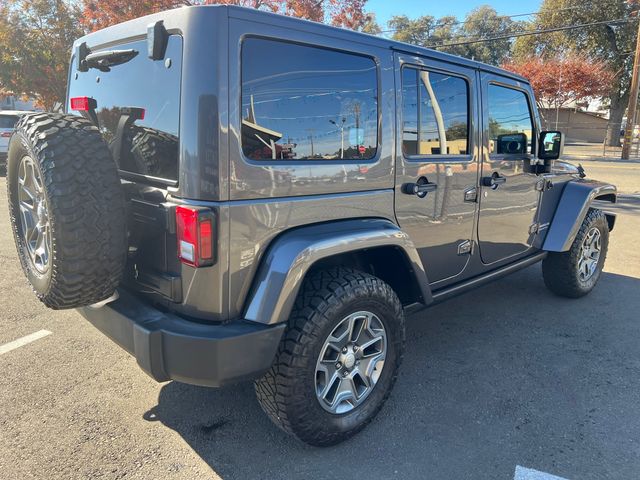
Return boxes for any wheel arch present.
[543,180,616,252]
[243,219,431,325]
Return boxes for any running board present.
[430,252,547,304]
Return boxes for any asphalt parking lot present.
[1,176,639,480]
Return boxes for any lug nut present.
[342,347,348,353]
[335,362,342,369]
[342,370,348,376]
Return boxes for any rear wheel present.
[254,267,405,446]
[542,208,609,298]
[7,113,127,309]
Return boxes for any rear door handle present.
[482,174,507,189]
[402,180,438,198]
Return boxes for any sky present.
[367,0,543,28]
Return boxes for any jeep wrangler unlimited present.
[6,6,616,446]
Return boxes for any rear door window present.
[241,38,378,161]
[401,67,469,156]
[69,36,182,182]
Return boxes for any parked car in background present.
[0,111,31,170]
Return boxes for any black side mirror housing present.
[538,131,564,160]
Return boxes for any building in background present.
[539,107,609,144]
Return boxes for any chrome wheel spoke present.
[315,310,387,414]
[16,156,51,274]
[578,227,601,282]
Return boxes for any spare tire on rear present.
[6,113,127,309]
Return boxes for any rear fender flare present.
[543,180,617,252]
[243,219,431,325]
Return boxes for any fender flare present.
[243,219,431,325]
[543,179,617,252]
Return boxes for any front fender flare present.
[243,219,431,325]
[543,179,616,252]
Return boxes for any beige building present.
[539,108,609,144]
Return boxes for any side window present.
[487,84,534,155]
[241,38,378,161]
[402,67,469,156]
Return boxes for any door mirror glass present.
[538,131,563,160]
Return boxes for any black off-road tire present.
[542,208,609,298]
[254,267,405,446]
[7,113,127,309]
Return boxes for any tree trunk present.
[605,92,628,148]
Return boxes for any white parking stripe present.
[0,330,52,355]
[515,466,569,480]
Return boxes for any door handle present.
[401,180,438,198]
[482,173,507,189]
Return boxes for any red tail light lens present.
[175,206,216,267]
[70,96,97,111]
[1,132,12,138]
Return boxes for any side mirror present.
[538,131,564,160]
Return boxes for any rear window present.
[68,36,182,182]
[0,115,19,129]
[241,38,378,161]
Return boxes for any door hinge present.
[535,179,545,191]
[457,240,473,255]
[529,223,540,234]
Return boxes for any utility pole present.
[622,16,640,160]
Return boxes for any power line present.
[426,17,638,48]
[379,2,614,34]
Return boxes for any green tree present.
[0,0,84,110]
[360,12,381,35]
[388,6,518,65]
[513,0,639,146]
[454,6,519,65]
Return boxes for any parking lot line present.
[0,330,52,356]
[515,465,569,480]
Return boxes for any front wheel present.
[542,208,609,298]
[254,267,405,446]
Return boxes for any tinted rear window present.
[68,36,182,182]
[0,115,19,129]
[241,38,378,161]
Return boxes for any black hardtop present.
[73,4,529,84]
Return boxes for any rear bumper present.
[77,290,285,387]
[0,152,6,165]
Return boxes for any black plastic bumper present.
[77,290,285,387]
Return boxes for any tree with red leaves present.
[81,0,368,32]
[502,55,614,119]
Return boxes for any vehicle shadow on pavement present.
[144,267,640,480]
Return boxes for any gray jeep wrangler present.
[6,6,616,446]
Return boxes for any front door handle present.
[482,173,507,189]
[402,179,438,198]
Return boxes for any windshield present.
[68,36,182,182]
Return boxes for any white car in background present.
[1,111,32,170]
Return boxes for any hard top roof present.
[74,5,529,84]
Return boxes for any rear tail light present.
[70,96,97,111]
[1,132,11,138]
[175,205,216,267]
